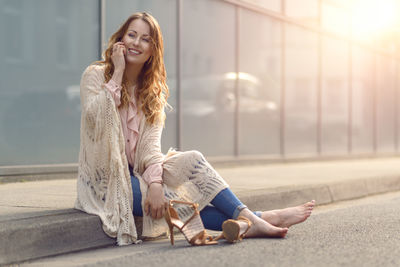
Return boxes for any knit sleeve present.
[80,65,106,119]
[104,79,122,107]
[80,65,116,135]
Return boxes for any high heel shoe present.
[215,216,252,243]
[164,200,218,246]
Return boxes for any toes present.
[278,228,289,237]
[304,204,313,210]
[305,201,315,206]
[304,200,316,209]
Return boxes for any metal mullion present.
[99,0,106,59]
[317,0,322,155]
[280,11,286,157]
[348,13,353,154]
[234,6,240,157]
[177,0,182,150]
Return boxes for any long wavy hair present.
[95,12,169,125]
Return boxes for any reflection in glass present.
[376,55,396,152]
[3,0,23,61]
[321,37,348,154]
[321,2,350,36]
[181,0,235,156]
[323,0,349,8]
[240,0,281,13]
[0,0,99,166]
[351,46,374,153]
[239,9,281,155]
[285,0,319,26]
[284,24,318,155]
[351,0,399,47]
[105,0,177,152]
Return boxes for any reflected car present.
[179,72,278,119]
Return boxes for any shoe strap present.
[181,208,201,229]
[189,230,215,245]
[168,200,203,231]
[213,233,224,241]
[236,216,252,238]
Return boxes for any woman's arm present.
[142,163,163,185]
[102,41,125,107]
[80,63,124,124]
[80,65,107,121]
[139,119,168,220]
[104,79,122,107]
[138,120,165,172]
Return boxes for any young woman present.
[75,12,315,246]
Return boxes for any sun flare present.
[351,0,399,39]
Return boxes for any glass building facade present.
[0,0,399,167]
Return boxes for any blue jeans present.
[129,166,259,231]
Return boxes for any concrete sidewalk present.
[1,157,400,265]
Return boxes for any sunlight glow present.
[351,0,399,39]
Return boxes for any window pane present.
[105,0,177,153]
[322,3,350,36]
[0,0,99,166]
[376,55,396,152]
[321,37,349,154]
[284,24,318,155]
[351,46,374,153]
[285,0,319,27]
[240,0,281,13]
[181,0,235,156]
[322,0,350,8]
[239,9,281,155]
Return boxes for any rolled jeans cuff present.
[232,204,248,219]
[254,211,262,218]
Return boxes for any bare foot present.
[245,217,288,238]
[260,200,315,228]
[238,209,288,239]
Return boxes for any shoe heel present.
[165,205,175,245]
[169,224,175,245]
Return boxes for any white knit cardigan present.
[74,64,228,245]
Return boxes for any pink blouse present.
[105,79,163,185]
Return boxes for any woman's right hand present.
[111,41,126,73]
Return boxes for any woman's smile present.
[127,48,142,55]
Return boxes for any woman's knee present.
[186,150,205,162]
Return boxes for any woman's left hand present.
[144,183,168,220]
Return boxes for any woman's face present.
[121,19,153,66]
